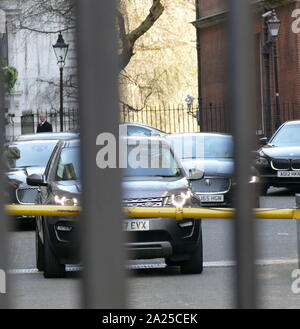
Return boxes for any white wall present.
[1,1,77,140]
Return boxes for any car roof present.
[6,139,60,146]
[121,135,169,144]
[120,122,165,133]
[167,132,232,138]
[281,120,300,126]
[59,136,168,148]
[15,132,79,141]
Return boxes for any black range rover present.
[27,137,205,278]
[255,120,300,193]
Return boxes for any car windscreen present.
[122,142,181,177]
[56,147,80,181]
[5,141,57,169]
[168,135,234,159]
[270,124,300,147]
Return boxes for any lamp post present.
[53,32,69,132]
[266,10,281,130]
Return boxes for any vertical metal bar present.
[229,0,257,308]
[0,50,8,309]
[0,8,8,308]
[195,0,203,130]
[60,66,64,132]
[273,41,281,129]
[76,0,125,308]
[296,195,300,269]
[263,19,272,138]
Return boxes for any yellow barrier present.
[5,204,300,220]
[5,205,80,217]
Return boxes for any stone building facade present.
[0,0,77,140]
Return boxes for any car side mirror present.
[259,137,268,146]
[187,168,204,181]
[26,174,48,187]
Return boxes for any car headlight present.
[164,191,192,207]
[255,157,269,166]
[249,176,260,184]
[54,195,79,206]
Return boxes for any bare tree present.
[15,1,197,110]
[15,0,164,71]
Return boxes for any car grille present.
[16,187,39,205]
[191,177,230,194]
[271,159,290,170]
[122,197,163,207]
[291,159,300,170]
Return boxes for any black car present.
[167,133,260,207]
[4,139,59,222]
[255,120,300,193]
[27,137,204,278]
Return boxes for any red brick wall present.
[199,0,228,16]
[197,0,300,133]
[199,23,227,103]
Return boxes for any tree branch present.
[18,24,75,34]
[128,0,164,46]
[119,0,164,70]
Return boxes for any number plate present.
[123,220,150,231]
[277,171,300,177]
[198,194,224,202]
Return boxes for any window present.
[56,147,80,181]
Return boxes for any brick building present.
[193,0,300,137]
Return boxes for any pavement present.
[7,262,300,309]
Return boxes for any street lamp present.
[53,32,69,132]
[267,10,281,129]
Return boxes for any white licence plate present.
[277,171,300,177]
[198,194,224,202]
[123,220,150,231]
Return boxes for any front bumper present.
[257,166,300,188]
[125,217,201,261]
[44,216,80,264]
[191,176,232,207]
[45,216,201,264]
[125,241,172,259]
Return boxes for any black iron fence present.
[21,109,79,135]
[120,102,300,137]
[7,102,300,141]
[120,104,200,134]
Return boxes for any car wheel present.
[36,222,44,271]
[43,223,66,278]
[180,229,203,275]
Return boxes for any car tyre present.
[36,222,44,271]
[180,229,203,275]
[43,223,66,278]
